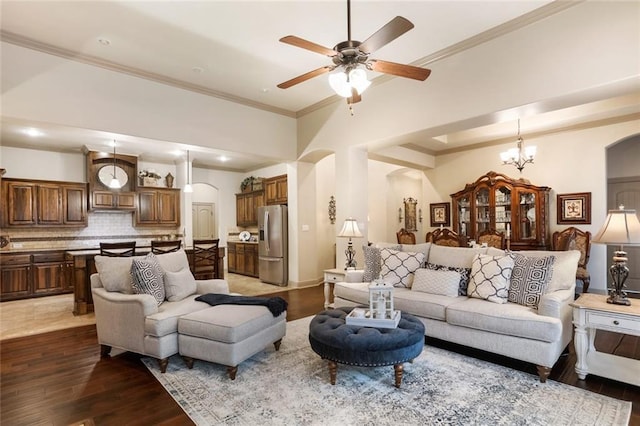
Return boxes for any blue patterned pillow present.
[130,253,165,305]
[425,263,471,296]
[508,253,555,308]
[380,248,425,288]
[467,254,515,304]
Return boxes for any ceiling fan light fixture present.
[348,68,370,94]
[328,72,352,97]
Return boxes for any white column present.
[335,146,368,270]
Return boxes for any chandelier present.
[500,119,536,172]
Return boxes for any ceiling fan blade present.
[277,66,334,89]
[358,16,414,54]
[369,59,431,81]
[279,35,337,57]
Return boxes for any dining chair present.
[99,241,136,257]
[151,239,182,254]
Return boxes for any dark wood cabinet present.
[0,251,73,301]
[264,174,288,205]
[135,188,180,227]
[1,179,87,228]
[236,190,264,227]
[451,171,551,250]
[227,242,259,277]
[91,191,136,210]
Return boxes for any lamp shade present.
[338,218,363,238]
[592,207,640,245]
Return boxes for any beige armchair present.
[91,249,229,372]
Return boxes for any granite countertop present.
[1,243,227,255]
[227,240,259,244]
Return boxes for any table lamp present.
[592,205,640,305]
[338,217,363,270]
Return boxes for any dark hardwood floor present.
[1,285,639,425]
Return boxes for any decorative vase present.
[165,172,174,188]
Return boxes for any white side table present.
[571,293,640,386]
[323,268,347,309]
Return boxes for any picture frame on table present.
[557,192,591,224]
[430,202,451,227]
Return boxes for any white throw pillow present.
[379,248,425,288]
[94,255,144,293]
[411,268,460,297]
[512,250,580,292]
[400,243,431,263]
[164,267,198,302]
[155,249,190,273]
[362,245,400,282]
[467,254,515,304]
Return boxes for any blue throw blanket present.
[195,293,288,317]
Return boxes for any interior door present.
[607,177,640,294]
[192,202,215,239]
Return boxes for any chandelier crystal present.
[500,119,536,172]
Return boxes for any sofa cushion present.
[94,255,145,294]
[400,243,431,263]
[411,268,460,297]
[164,267,198,302]
[380,248,425,288]
[333,282,463,321]
[425,263,471,296]
[144,295,209,337]
[428,245,487,269]
[513,250,580,292]
[446,298,562,343]
[155,249,191,273]
[362,245,400,282]
[131,253,165,305]
[467,254,514,304]
[508,253,555,308]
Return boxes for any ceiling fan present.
[277,0,431,106]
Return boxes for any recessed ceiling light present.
[192,67,204,74]
[24,128,43,137]
[98,38,111,46]
[261,88,270,93]
[218,156,229,162]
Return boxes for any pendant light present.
[184,150,193,193]
[108,141,121,189]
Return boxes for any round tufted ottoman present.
[309,307,425,388]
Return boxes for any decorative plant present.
[240,176,255,192]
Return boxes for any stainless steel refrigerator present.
[258,205,288,286]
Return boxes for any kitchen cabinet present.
[227,242,259,277]
[1,178,88,228]
[135,188,181,227]
[0,251,73,301]
[87,150,138,211]
[91,191,136,210]
[264,174,288,205]
[451,171,551,250]
[236,190,264,227]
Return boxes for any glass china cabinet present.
[451,171,551,250]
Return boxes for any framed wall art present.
[430,202,451,227]
[403,197,418,232]
[557,192,591,224]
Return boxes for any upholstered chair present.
[477,229,505,249]
[552,227,591,293]
[396,228,416,244]
[425,228,468,247]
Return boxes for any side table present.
[571,293,640,386]
[323,268,347,309]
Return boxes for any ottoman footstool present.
[178,305,286,379]
[309,307,425,388]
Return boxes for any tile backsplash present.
[1,211,180,251]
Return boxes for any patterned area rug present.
[143,316,632,425]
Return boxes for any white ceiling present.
[1,1,638,171]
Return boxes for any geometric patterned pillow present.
[411,268,461,297]
[130,253,165,305]
[379,248,425,288]
[508,253,555,308]
[362,245,400,282]
[467,254,515,304]
[425,263,471,296]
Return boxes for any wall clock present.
[98,164,128,188]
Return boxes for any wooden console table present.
[66,246,225,315]
[571,293,640,386]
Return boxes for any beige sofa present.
[91,249,230,372]
[333,243,580,382]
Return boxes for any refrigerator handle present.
[264,210,270,252]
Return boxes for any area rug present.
[143,316,632,426]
